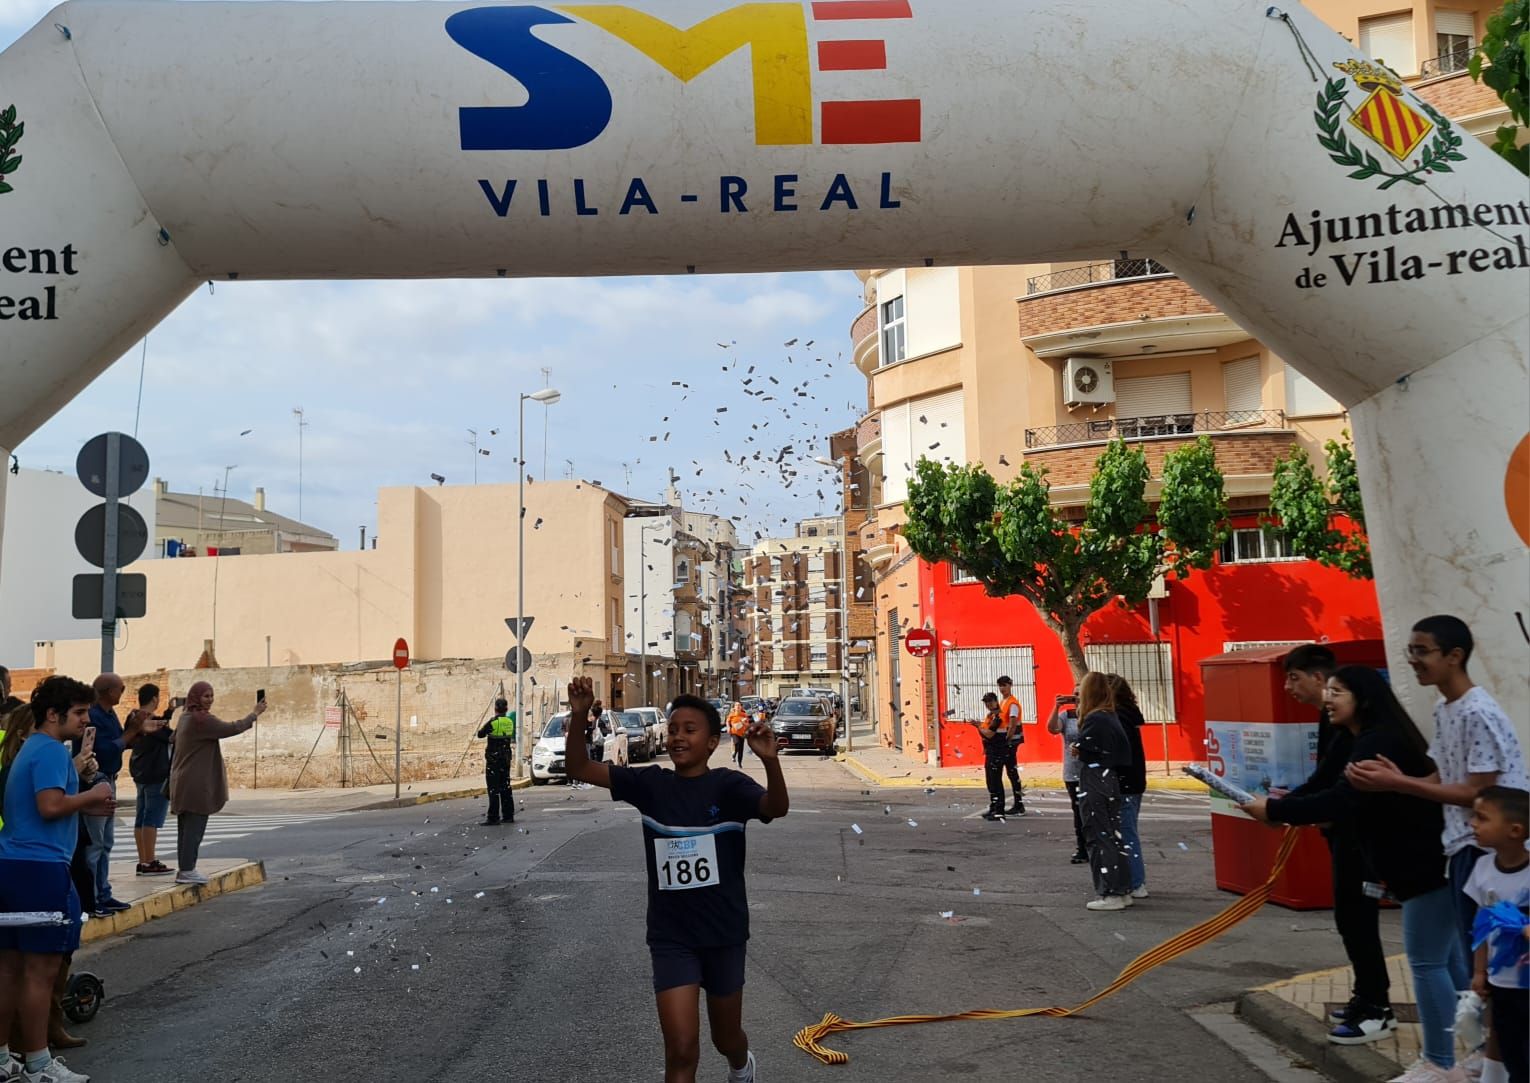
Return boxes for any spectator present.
[78,675,131,917]
[1107,675,1150,900]
[168,681,264,885]
[0,666,21,716]
[126,685,174,874]
[1045,690,1088,864]
[0,675,114,1083]
[1075,672,1133,911]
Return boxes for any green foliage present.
[1470,0,1529,174]
[903,440,1229,675]
[1268,432,1372,579]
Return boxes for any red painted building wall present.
[922,518,1383,771]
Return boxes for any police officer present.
[476,698,516,825]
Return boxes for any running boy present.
[1465,786,1529,1083]
[563,677,788,1083]
[0,676,115,1083]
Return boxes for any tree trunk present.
[1059,620,1090,682]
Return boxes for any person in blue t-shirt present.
[0,676,116,1083]
[564,677,788,1083]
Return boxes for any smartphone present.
[81,726,96,754]
[171,696,185,710]
[256,689,266,704]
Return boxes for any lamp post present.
[815,456,854,752]
[638,519,667,707]
[516,386,561,777]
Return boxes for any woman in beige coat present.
[169,681,264,884]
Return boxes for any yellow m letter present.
[560,3,812,145]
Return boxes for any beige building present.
[40,479,633,704]
[153,478,338,556]
[743,517,846,700]
[845,0,1511,756]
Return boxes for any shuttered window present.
[1360,13,1417,75]
[1083,642,1176,722]
[1285,368,1343,417]
[879,388,966,505]
[1116,372,1192,420]
[1222,356,1263,417]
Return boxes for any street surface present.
[67,754,1378,1081]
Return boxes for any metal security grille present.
[1223,640,1312,653]
[942,646,1037,724]
[1084,642,1176,721]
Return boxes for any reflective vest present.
[1000,694,1024,744]
[488,714,516,739]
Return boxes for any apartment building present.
[742,517,847,700]
[841,0,1504,767]
[153,478,338,556]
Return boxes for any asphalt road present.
[65,755,1371,1081]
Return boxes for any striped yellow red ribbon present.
[793,826,1302,1066]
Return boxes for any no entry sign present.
[393,638,410,669]
[904,628,936,658]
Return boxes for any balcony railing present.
[1024,409,1286,450]
[1419,46,1476,78]
[1025,258,1172,296]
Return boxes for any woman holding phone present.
[169,681,265,885]
[1046,689,1088,864]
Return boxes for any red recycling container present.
[1198,639,1387,910]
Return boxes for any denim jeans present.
[82,774,117,905]
[1447,845,1486,987]
[1400,884,1471,1068]
[1120,793,1145,890]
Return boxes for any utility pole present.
[292,406,307,521]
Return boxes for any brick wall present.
[1017,276,1220,340]
[851,305,877,347]
[1415,72,1502,118]
[1024,430,1298,486]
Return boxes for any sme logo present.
[445,0,923,150]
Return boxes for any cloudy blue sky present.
[3,1,869,547]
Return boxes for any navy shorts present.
[0,858,83,954]
[649,940,747,996]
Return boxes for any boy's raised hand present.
[567,676,595,716]
[745,720,778,761]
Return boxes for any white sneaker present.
[1458,1051,1483,1082]
[1130,886,1150,899]
[1086,895,1130,911]
[726,1049,757,1082]
[22,1056,90,1083]
[174,870,209,885]
[1388,1059,1467,1083]
[4,1054,21,1082]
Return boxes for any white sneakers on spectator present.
[1086,895,1131,911]
[1130,886,1150,899]
[3,1053,20,1081]
[21,1056,90,1083]
[1389,1059,1467,1083]
[174,869,209,885]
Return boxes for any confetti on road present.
[851,824,863,835]
[907,819,918,828]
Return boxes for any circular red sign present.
[904,628,936,658]
[392,638,410,669]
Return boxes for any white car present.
[530,714,571,784]
[629,706,667,754]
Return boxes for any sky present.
[3,4,871,549]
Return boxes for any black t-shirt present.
[609,765,770,948]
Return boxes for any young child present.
[562,677,788,1083]
[1465,786,1529,1083]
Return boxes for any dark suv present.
[771,696,837,755]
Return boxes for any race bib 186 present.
[653,834,718,892]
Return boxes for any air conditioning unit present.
[1064,357,1115,406]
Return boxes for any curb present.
[840,755,1208,793]
[80,861,266,944]
[1236,990,1403,1083]
[350,780,528,812]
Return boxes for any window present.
[808,553,824,576]
[771,556,784,580]
[950,564,979,585]
[1360,13,1416,75]
[1285,367,1342,417]
[942,646,1037,724]
[810,614,827,638]
[1434,11,1474,72]
[1115,372,1193,437]
[675,558,690,581]
[810,648,829,669]
[610,600,622,653]
[880,388,966,505]
[1220,526,1296,563]
[1222,356,1263,418]
[1084,642,1176,722]
[805,526,819,537]
[610,520,621,574]
[880,295,906,366]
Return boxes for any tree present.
[903,438,1229,681]
[1470,0,1529,174]
[1267,431,1372,579]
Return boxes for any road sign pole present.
[395,667,402,801]
[100,432,120,672]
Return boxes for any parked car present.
[629,706,667,752]
[770,696,837,755]
[614,710,655,761]
[531,712,604,783]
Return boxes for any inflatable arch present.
[1,0,1526,730]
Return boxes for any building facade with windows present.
[839,0,1499,768]
[742,518,847,701]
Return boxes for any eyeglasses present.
[1405,645,1442,659]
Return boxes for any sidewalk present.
[80,856,264,945]
[1240,955,1474,1083]
[840,742,1205,792]
[111,772,523,815]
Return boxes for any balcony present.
[1018,261,1244,359]
[851,304,879,375]
[1022,411,1298,490]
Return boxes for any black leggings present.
[1064,780,1087,854]
[1493,985,1528,1083]
[732,736,745,766]
[177,813,209,872]
[1330,833,1389,1007]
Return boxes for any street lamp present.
[815,456,853,751]
[516,386,561,777]
[637,519,669,708]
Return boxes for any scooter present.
[62,971,105,1024]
